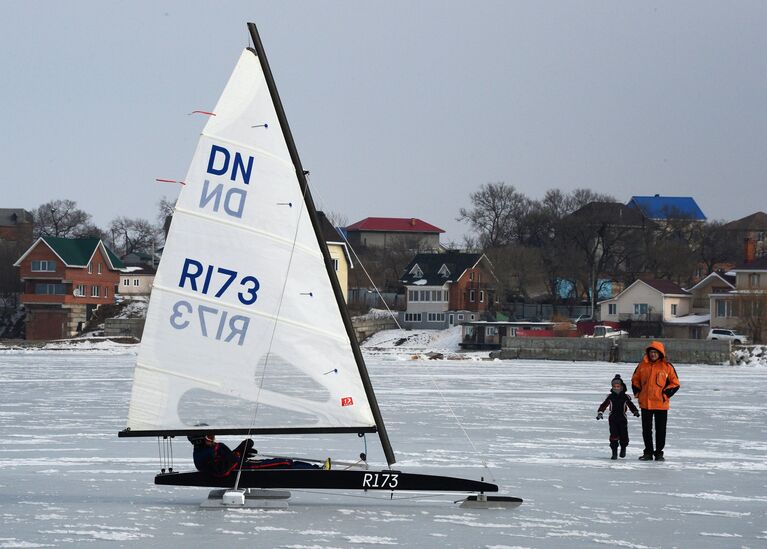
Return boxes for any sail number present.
[362,473,399,489]
[179,258,260,305]
[169,300,250,346]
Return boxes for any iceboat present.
[119,22,520,510]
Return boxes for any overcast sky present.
[2,1,765,243]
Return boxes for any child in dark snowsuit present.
[597,374,640,459]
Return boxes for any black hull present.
[155,469,497,493]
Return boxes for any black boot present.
[654,451,664,461]
[611,447,618,460]
[638,451,653,461]
[619,446,626,458]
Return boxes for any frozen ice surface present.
[1,339,766,548]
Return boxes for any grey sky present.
[2,1,765,244]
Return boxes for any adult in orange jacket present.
[631,341,680,461]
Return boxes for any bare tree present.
[32,199,96,239]
[458,182,530,248]
[736,292,767,344]
[691,220,740,275]
[324,210,348,230]
[109,217,160,257]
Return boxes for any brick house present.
[345,217,444,251]
[399,251,497,329]
[14,236,124,339]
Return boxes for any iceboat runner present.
[119,22,520,509]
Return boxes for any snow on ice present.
[0,331,766,547]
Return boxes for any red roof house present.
[345,217,444,251]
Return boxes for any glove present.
[663,389,674,397]
[596,412,603,420]
[633,411,640,417]
[245,448,258,459]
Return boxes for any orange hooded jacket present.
[631,341,680,411]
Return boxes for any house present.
[121,251,159,268]
[598,278,698,338]
[399,251,497,329]
[627,195,706,222]
[0,209,34,301]
[317,211,353,302]
[686,271,735,315]
[345,217,444,251]
[459,320,558,350]
[0,209,34,245]
[14,236,123,339]
[723,211,767,262]
[709,257,767,343]
[119,265,156,297]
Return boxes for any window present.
[98,263,103,274]
[34,283,66,295]
[123,278,130,286]
[420,290,429,301]
[749,273,760,287]
[671,304,677,316]
[427,312,445,322]
[458,314,464,321]
[634,303,649,315]
[469,290,475,302]
[410,264,423,278]
[449,314,454,325]
[87,263,92,274]
[443,290,449,301]
[91,285,100,297]
[104,287,109,298]
[470,314,476,320]
[134,279,140,286]
[332,258,339,272]
[431,290,440,301]
[75,284,86,297]
[404,313,422,322]
[716,299,737,317]
[438,264,450,277]
[608,303,617,315]
[31,260,56,272]
[469,272,474,281]
[486,326,498,336]
[479,290,484,303]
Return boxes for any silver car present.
[707,328,750,345]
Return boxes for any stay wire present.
[311,188,493,479]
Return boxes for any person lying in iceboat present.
[187,433,330,476]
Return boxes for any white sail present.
[125,49,375,433]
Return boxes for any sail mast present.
[246,22,396,465]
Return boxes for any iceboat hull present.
[155,469,498,493]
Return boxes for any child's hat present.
[611,374,623,385]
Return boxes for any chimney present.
[745,238,755,264]
[410,218,416,227]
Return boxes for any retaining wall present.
[351,317,398,343]
[105,318,146,340]
[495,337,731,365]
[496,337,616,362]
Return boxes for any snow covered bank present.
[731,345,767,366]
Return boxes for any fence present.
[494,337,731,365]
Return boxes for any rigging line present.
[422,362,496,484]
[234,174,312,491]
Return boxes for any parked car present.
[707,328,750,345]
[585,325,628,338]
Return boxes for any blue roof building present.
[627,195,706,221]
